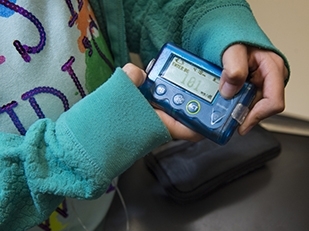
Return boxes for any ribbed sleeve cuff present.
[56,68,171,187]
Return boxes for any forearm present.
[0,68,171,229]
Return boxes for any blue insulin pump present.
[139,43,256,145]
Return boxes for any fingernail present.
[220,82,238,99]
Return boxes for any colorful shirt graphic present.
[0,0,115,230]
[0,0,114,134]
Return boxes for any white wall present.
[247,0,309,121]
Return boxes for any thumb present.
[122,63,146,87]
[220,44,249,99]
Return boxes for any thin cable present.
[112,179,130,231]
[71,179,130,231]
[71,201,90,231]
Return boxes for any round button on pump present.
[186,100,200,114]
[155,84,167,95]
[173,94,185,105]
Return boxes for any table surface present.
[103,132,309,231]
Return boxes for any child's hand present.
[220,44,288,135]
[122,63,203,142]
[122,63,147,87]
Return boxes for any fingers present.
[220,44,249,99]
[122,49,287,140]
[221,45,287,135]
[239,93,285,135]
[239,91,285,135]
[155,109,204,142]
[238,50,287,135]
[122,63,146,87]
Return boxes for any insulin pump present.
[139,43,256,145]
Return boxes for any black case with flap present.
[144,125,281,203]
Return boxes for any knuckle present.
[224,68,248,84]
[275,101,285,113]
[122,62,134,70]
[123,63,139,73]
[123,63,143,77]
[271,53,289,80]
[271,100,285,114]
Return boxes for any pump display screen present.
[161,56,220,103]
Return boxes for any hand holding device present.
[221,44,287,135]
[123,63,203,142]
[139,43,256,145]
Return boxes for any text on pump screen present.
[162,57,220,103]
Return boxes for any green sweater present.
[92,0,288,70]
[0,0,288,230]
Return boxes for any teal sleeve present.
[0,68,171,230]
[123,0,289,81]
[182,2,290,74]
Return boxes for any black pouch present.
[144,125,281,203]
